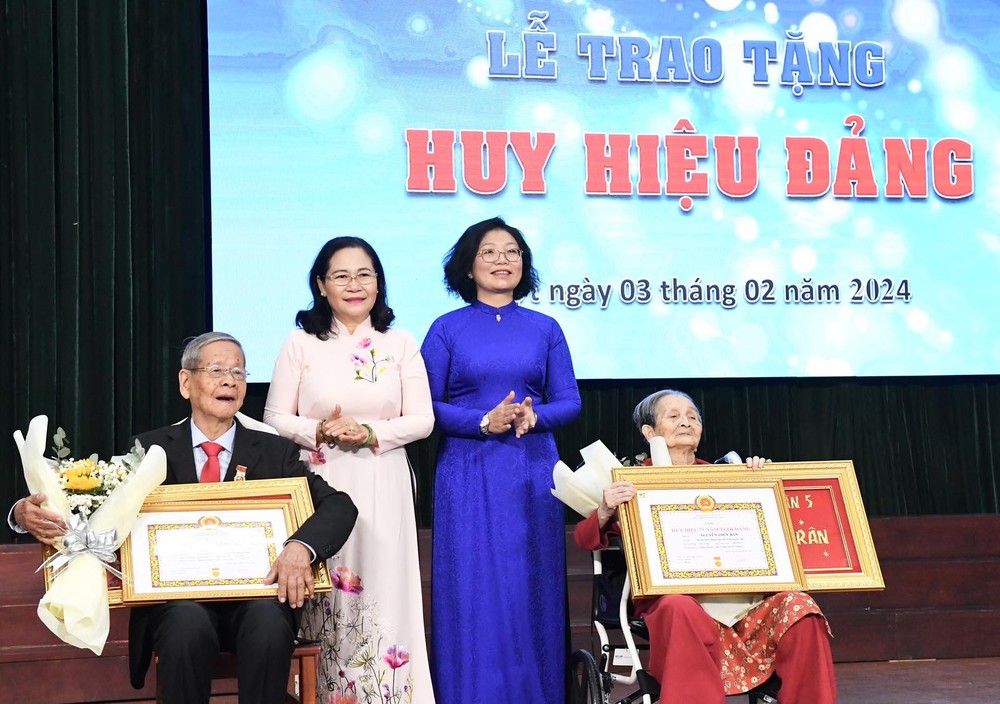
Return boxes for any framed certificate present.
[120,478,332,603]
[628,461,884,592]
[750,461,883,591]
[612,468,807,597]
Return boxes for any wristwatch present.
[479,413,491,435]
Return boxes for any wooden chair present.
[155,641,321,704]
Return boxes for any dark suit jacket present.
[127,418,358,688]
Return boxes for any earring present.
[467,272,474,279]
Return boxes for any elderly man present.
[12,331,358,704]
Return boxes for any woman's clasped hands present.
[318,404,376,448]
[486,390,538,438]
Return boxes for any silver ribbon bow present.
[36,513,123,580]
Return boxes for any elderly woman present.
[264,236,436,703]
[574,389,836,704]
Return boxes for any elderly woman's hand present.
[597,481,637,527]
[745,455,771,470]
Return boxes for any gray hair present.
[632,389,701,432]
[180,332,244,370]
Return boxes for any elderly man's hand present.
[264,541,314,608]
[14,493,68,545]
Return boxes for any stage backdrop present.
[207,0,998,380]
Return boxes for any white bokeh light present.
[735,215,760,242]
[978,231,1000,253]
[891,0,940,42]
[799,13,838,52]
[930,48,976,93]
[907,308,930,333]
[353,112,395,154]
[584,8,616,34]
[690,315,723,341]
[705,0,743,10]
[286,46,360,122]
[790,245,817,273]
[466,56,491,88]
[763,3,779,24]
[406,13,431,36]
[803,356,854,376]
[942,97,977,131]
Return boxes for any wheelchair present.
[568,541,780,704]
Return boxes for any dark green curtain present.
[1,0,210,536]
[4,1,1000,541]
[246,373,1000,527]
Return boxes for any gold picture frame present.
[621,461,884,592]
[119,477,332,603]
[612,468,807,598]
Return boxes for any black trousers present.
[150,599,297,704]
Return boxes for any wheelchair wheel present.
[568,648,608,704]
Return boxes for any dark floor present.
[600,657,1000,704]
[116,657,1000,703]
[836,657,1000,703]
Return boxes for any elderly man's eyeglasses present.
[325,272,378,287]
[189,366,249,381]
[477,247,522,263]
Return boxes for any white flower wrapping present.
[14,415,167,654]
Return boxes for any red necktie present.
[200,441,224,483]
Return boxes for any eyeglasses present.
[477,247,522,263]
[189,366,249,381]
[324,272,378,287]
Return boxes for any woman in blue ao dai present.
[420,217,582,703]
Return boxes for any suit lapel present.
[228,420,263,481]
[163,421,199,485]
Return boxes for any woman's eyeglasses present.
[325,272,378,287]
[477,247,522,263]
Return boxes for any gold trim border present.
[119,477,332,604]
[617,461,884,593]
[613,468,807,597]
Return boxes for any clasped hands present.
[317,404,376,449]
[484,390,537,438]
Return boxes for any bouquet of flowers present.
[50,426,145,519]
[14,415,166,654]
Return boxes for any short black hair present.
[295,236,395,339]
[442,216,541,303]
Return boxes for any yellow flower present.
[61,458,98,478]
[64,474,101,491]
